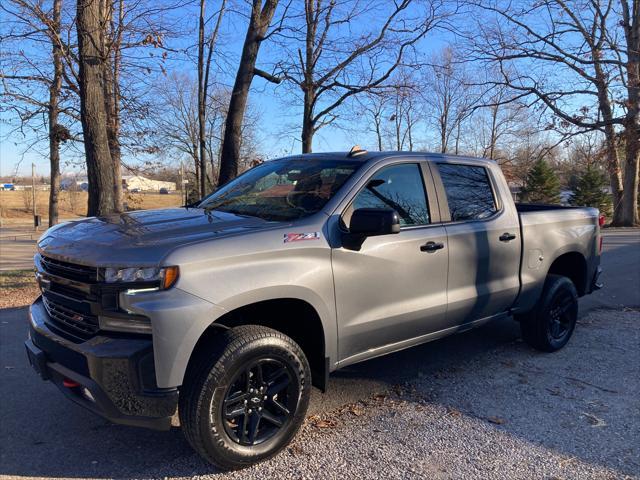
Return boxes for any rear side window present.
[351,163,430,226]
[437,164,497,221]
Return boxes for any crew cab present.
[26,150,602,469]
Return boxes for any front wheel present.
[518,274,578,352]
[179,325,311,470]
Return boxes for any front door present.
[332,162,449,363]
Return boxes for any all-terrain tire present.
[179,325,311,470]
[518,274,578,352]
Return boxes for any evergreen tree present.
[570,166,612,215]
[521,160,561,204]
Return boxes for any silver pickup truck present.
[26,150,602,469]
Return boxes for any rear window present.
[437,164,497,221]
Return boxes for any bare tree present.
[423,47,477,154]
[1,0,76,226]
[154,73,201,187]
[278,0,444,153]
[153,73,264,193]
[103,0,124,211]
[102,0,192,204]
[218,0,279,186]
[197,0,226,196]
[469,0,638,225]
[353,91,388,151]
[475,85,527,162]
[48,0,64,224]
[77,0,116,216]
[619,0,639,225]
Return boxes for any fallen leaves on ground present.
[0,270,38,309]
[307,415,339,429]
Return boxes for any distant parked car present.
[159,188,169,194]
[130,188,140,193]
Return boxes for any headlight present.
[103,266,179,290]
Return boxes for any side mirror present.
[343,208,400,250]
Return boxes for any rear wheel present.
[518,274,578,352]
[179,325,311,470]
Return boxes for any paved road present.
[0,225,41,271]
[0,230,638,479]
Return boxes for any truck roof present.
[281,151,496,165]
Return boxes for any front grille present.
[42,293,100,340]
[40,255,98,283]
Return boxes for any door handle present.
[499,232,517,242]
[420,241,445,252]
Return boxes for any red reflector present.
[63,378,80,388]
[599,214,606,227]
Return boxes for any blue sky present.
[1,0,461,177]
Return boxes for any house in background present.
[123,175,176,192]
[60,175,89,191]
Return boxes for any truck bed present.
[514,203,600,314]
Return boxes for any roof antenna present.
[348,145,367,157]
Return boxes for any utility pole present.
[180,162,185,205]
[32,163,38,230]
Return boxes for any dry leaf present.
[580,412,607,427]
[446,407,462,417]
[486,416,506,425]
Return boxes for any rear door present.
[332,161,449,363]
[432,161,521,324]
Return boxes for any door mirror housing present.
[343,208,400,250]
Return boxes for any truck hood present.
[37,207,276,266]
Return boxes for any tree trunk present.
[219,0,278,184]
[77,0,115,217]
[603,128,625,225]
[488,104,498,160]
[48,0,63,227]
[439,118,447,153]
[301,86,315,153]
[374,114,383,151]
[197,0,207,197]
[299,0,318,155]
[622,125,639,225]
[104,0,123,212]
[621,0,639,226]
[593,54,625,225]
[193,146,200,198]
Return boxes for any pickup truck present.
[26,150,603,469]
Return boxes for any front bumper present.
[26,298,178,430]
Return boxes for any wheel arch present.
[186,297,329,391]
[547,251,588,296]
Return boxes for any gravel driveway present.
[1,309,638,480]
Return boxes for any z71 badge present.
[284,232,321,243]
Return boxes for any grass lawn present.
[0,190,182,224]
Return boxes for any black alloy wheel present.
[547,288,577,341]
[221,358,298,446]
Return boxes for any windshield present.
[197,158,363,221]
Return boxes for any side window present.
[350,163,430,226]
[437,164,497,221]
